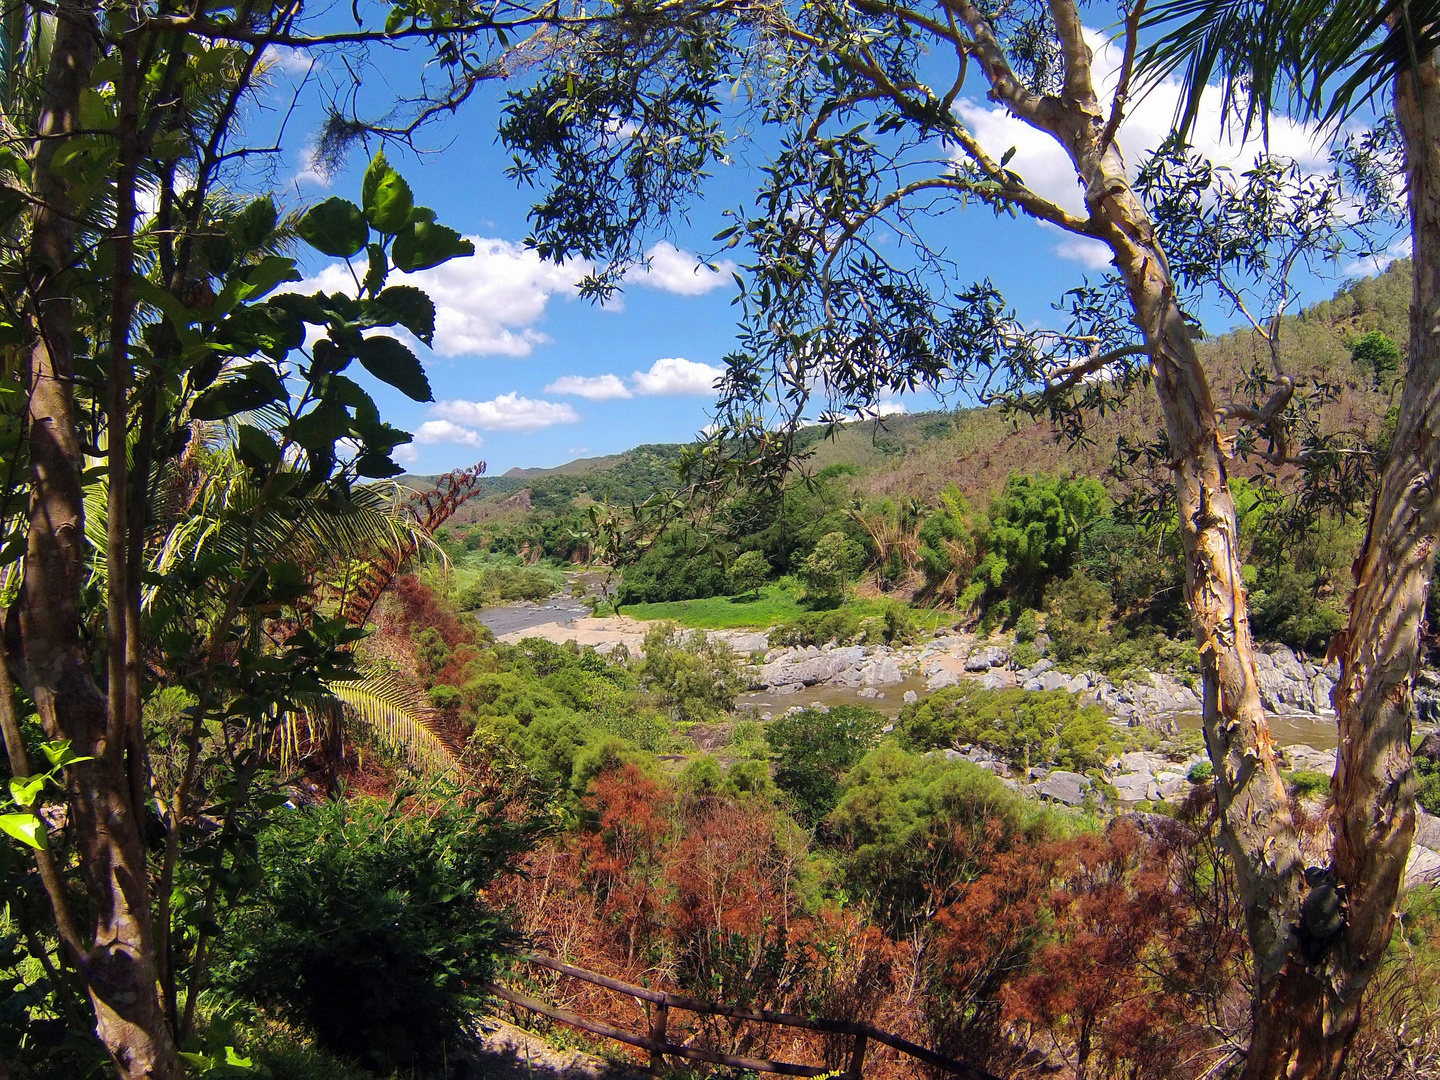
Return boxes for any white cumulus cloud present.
[431,393,580,433]
[262,45,315,76]
[414,420,485,447]
[953,29,1332,261]
[288,239,588,358]
[544,373,634,400]
[630,356,725,396]
[628,241,737,296]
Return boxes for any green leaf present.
[40,740,91,769]
[8,775,45,809]
[191,364,287,420]
[356,335,432,401]
[391,221,473,273]
[298,197,368,258]
[356,451,404,478]
[375,286,436,345]
[364,242,388,296]
[268,561,308,603]
[0,813,46,850]
[236,424,282,471]
[362,152,414,234]
[232,196,278,250]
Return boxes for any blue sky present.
[241,19,1402,477]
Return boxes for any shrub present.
[217,793,534,1073]
[639,623,744,722]
[1352,328,1401,385]
[1418,755,1440,817]
[1286,770,1332,800]
[729,550,771,598]
[896,684,1126,772]
[1187,760,1214,783]
[798,532,867,604]
[828,744,1055,931]
[770,608,863,647]
[765,705,886,823]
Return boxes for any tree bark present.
[1026,3,1309,1032]
[17,1,185,1076]
[1229,50,1440,1080]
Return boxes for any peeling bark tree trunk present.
[1020,3,1311,1049]
[14,1,185,1076]
[1228,50,1440,1080]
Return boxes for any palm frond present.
[1135,0,1440,135]
[324,667,459,777]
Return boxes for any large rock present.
[1035,770,1090,806]
[926,668,962,690]
[977,670,1015,691]
[964,645,1009,672]
[1406,845,1440,889]
[1111,773,1152,802]
[1416,810,1440,852]
[1253,643,1334,714]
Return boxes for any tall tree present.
[1134,3,1440,1074]
[499,0,1402,1076]
[0,0,552,1072]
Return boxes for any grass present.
[621,585,810,628]
[619,584,955,634]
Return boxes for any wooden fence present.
[484,953,1001,1080]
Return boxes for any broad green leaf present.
[214,256,301,313]
[391,221,473,273]
[297,197,368,258]
[364,243,388,296]
[362,152,414,234]
[236,424,281,471]
[375,286,436,345]
[0,813,46,850]
[191,364,287,421]
[356,335,432,401]
[356,451,404,478]
[8,775,45,808]
[40,740,91,769]
[233,196,278,250]
[267,561,308,603]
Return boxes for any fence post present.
[649,1002,669,1076]
[845,1033,868,1080]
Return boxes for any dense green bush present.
[770,608,864,647]
[638,623,744,722]
[217,793,535,1074]
[619,529,730,603]
[798,531,867,604]
[765,705,886,823]
[974,473,1106,608]
[828,745,1059,931]
[1417,755,1440,817]
[896,684,1125,772]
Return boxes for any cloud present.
[431,393,580,433]
[1050,232,1115,270]
[289,238,588,357]
[630,356,725,396]
[292,145,329,188]
[568,445,591,456]
[953,29,1331,259]
[414,419,484,447]
[393,443,420,465]
[544,373,634,400]
[262,45,315,76]
[875,399,909,416]
[628,241,737,296]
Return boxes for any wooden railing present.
[484,953,1001,1080]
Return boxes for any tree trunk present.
[1040,9,1309,1042]
[16,1,185,1076]
[1231,50,1440,1080]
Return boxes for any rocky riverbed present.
[481,595,1440,889]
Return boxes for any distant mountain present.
[404,259,1410,521]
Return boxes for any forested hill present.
[407,258,1410,525]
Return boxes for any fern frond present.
[324,668,458,777]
